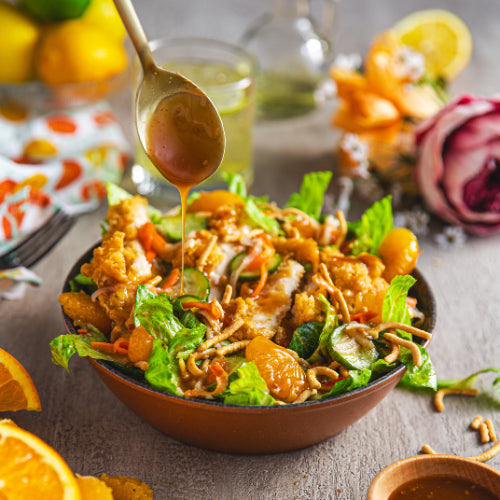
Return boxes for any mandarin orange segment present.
[0,422,81,500]
[378,227,419,282]
[246,336,308,403]
[186,190,244,213]
[77,476,113,499]
[0,348,41,412]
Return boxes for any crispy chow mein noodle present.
[54,174,434,406]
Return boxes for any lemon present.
[392,9,472,80]
[35,20,128,85]
[81,0,126,41]
[18,0,90,21]
[0,1,40,83]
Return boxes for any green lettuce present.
[381,276,437,390]
[50,333,117,373]
[285,171,332,220]
[382,275,416,332]
[223,172,247,198]
[348,195,393,256]
[144,339,182,395]
[398,345,437,391]
[223,362,276,405]
[320,368,372,398]
[133,286,183,341]
[244,199,281,234]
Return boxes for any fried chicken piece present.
[272,237,319,270]
[106,195,150,241]
[320,249,388,321]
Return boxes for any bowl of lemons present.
[0,0,130,110]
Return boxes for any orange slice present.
[0,421,81,499]
[392,9,472,80]
[0,347,41,412]
[77,476,113,499]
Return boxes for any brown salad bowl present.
[61,243,436,455]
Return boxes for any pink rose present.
[415,95,500,235]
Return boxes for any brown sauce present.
[389,475,499,500]
[145,89,224,293]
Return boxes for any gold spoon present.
[113,0,225,188]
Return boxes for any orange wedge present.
[0,420,81,499]
[392,9,472,80]
[0,347,41,412]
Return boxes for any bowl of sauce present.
[368,455,500,500]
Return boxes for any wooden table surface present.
[2,1,500,498]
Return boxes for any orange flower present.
[331,30,442,134]
[332,30,444,176]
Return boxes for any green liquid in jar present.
[137,60,255,190]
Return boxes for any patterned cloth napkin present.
[0,100,129,254]
[0,100,130,297]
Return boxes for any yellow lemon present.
[35,20,128,85]
[392,9,472,80]
[81,0,126,41]
[0,1,40,83]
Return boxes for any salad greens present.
[52,172,437,406]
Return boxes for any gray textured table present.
[2,1,500,498]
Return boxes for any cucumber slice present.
[156,213,208,242]
[165,268,210,300]
[327,323,379,370]
[177,294,206,305]
[229,252,281,282]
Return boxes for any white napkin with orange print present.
[0,100,130,257]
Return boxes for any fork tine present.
[0,210,75,269]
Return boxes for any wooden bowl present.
[62,243,437,454]
[367,454,500,499]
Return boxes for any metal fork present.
[0,210,76,269]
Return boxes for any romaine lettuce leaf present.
[382,275,416,333]
[320,368,372,398]
[398,344,437,391]
[289,321,324,360]
[348,195,393,256]
[50,334,118,373]
[244,199,281,234]
[144,339,183,395]
[133,286,183,341]
[223,172,247,198]
[285,171,332,220]
[223,361,276,406]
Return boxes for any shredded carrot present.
[251,263,268,298]
[138,222,167,262]
[90,341,114,353]
[206,362,227,384]
[406,297,417,308]
[113,337,129,355]
[350,311,377,324]
[246,233,274,270]
[77,328,88,334]
[160,268,180,291]
[181,299,223,320]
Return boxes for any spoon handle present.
[113,0,157,73]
